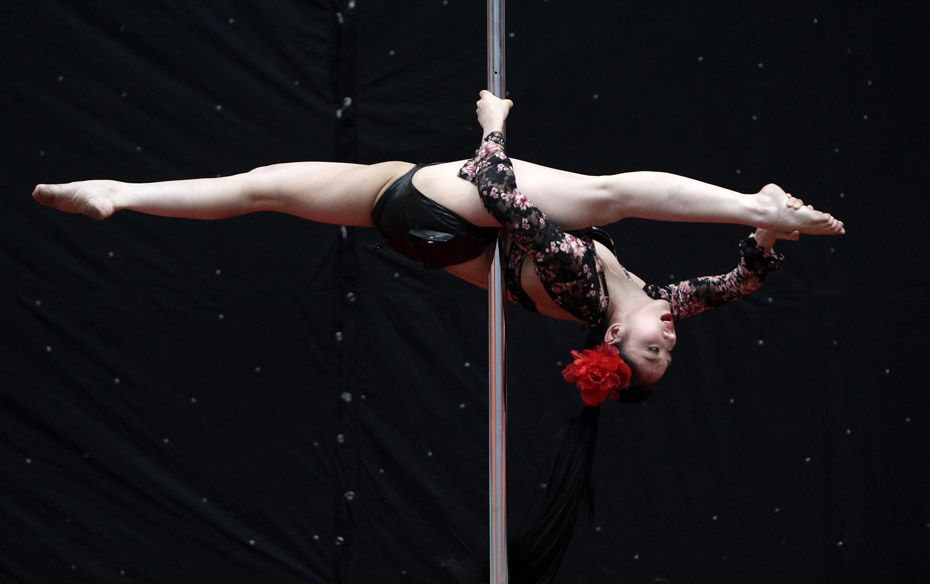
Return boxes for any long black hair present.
[445,323,653,584]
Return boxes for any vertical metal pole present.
[487,1,508,583]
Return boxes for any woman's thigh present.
[249,160,415,227]
[512,159,613,228]
[411,159,611,230]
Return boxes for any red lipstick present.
[661,313,675,331]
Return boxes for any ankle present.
[747,191,772,228]
[108,180,130,213]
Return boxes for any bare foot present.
[33,180,119,220]
[755,183,845,235]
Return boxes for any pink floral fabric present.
[643,237,784,321]
[459,132,785,326]
[458,132,610,325]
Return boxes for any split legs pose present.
[33,92,844,246]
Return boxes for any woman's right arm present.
[459,95,610,323]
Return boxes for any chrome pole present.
[486,0,508,582]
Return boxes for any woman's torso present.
[374,162,647,323]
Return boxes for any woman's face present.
[610,300,676,385]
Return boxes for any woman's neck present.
[599,253,652,322]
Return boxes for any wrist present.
[751,230,776,250]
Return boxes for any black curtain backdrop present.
[2,1,928,583]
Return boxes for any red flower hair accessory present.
[561,343,632,406]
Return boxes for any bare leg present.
[33,161,414,227]
[413,160,844,234]
[512,163,844,234]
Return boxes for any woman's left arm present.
[644,229,795,321]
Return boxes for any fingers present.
[763,229,801,241]
[477,90,513,106]
[785,192,818,211]
[773,230,800,240]
[785,193,804,209]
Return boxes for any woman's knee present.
[242,164,291,210]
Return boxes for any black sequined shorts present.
[371,164,500,269]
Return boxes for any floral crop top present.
[458,132,785,326]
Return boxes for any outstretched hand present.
[476,90,513,134]
[755,191,805,246]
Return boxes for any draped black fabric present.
[2,1,927,582]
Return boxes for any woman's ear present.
[603,321,623,345]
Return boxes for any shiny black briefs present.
[371,164,500,269]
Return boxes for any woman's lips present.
[661,313,675,330]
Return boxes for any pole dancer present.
[30,105,843,388]
[32,90,844,584]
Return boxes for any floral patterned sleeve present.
[643,237,784,321]
[458,132,609,324]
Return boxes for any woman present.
[33,91,845,583]
[32,90,843,394]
